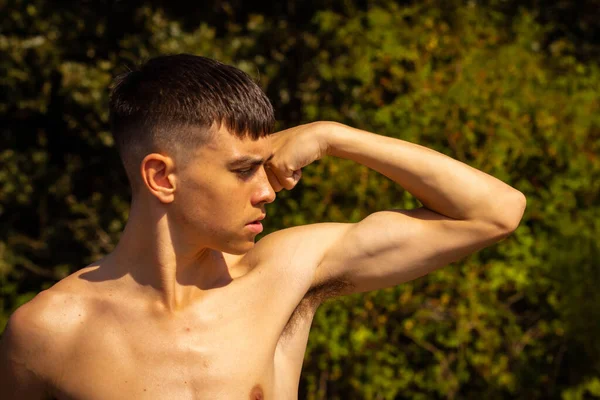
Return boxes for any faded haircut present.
[109,53,275,192]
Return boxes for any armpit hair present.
[304,278,354,306]
[281,278,354,338]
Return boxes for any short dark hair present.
[109,54,275,191]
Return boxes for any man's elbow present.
[494,190,527,233]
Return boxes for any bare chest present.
[50,296,312,400]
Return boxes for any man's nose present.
[254,168,276,204]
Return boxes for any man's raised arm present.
[263,121,525,294]
[324,122,525,226]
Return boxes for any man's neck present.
[107,205,234,312]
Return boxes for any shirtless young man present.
[0,54,526,399]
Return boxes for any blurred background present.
[1,0,599,398]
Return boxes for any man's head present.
[109,54,276,253]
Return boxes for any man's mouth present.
[247,214,266,225]
[246,220,264,233]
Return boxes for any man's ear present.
[140,153,177,204]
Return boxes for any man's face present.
[170,125,276,255]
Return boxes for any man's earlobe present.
[140,154,176,204]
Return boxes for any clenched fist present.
[266,122,332,192]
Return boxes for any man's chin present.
[219,239,255,255]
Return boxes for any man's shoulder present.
[1,278,95,396]
[4,273,96,354]
[247,222,353,291]
[6,287,87,346]
[252,222,352,266]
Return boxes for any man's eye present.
[236,168,255,177]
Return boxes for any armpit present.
[281,278,353,338]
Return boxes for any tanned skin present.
[0,121,526,399]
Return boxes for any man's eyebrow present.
[227,153,274,168]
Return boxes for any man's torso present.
[36,251,329,400]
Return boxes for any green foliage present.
[1,0,598,398]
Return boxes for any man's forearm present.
[322,122,526,229]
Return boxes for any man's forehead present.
[201,126,272,162]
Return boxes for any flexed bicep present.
[315,208,515,294]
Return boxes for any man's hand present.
[266,122,331,192]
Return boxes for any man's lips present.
[245,218,264,234]
[247,214,266,225]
